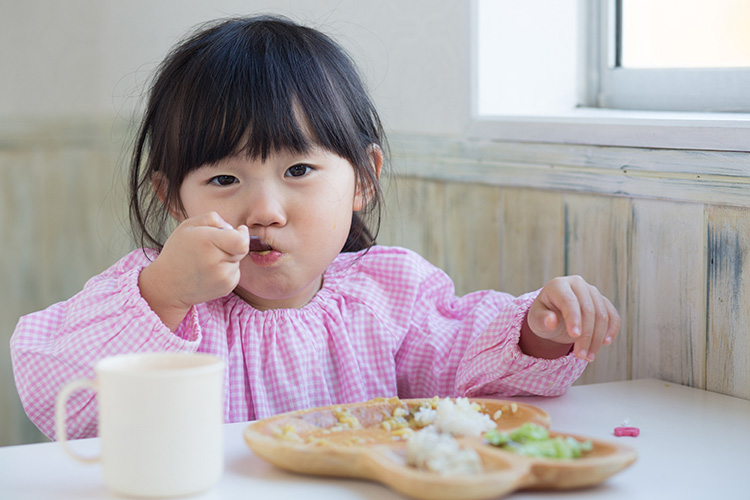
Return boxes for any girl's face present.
[178,146,372,310]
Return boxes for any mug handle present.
[55,378,101,464]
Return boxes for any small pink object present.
[614,426,640,437]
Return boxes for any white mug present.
[55,352,225,497]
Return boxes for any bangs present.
[151,17,368,174]
[131,15,385,251]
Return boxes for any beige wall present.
[2,1,748,446]
[1,0,471,133]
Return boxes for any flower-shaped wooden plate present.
[243,398,636,500]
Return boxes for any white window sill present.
[467,108,750,153]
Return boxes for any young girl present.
[11,15,620,440]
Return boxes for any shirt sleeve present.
[392,257,586,399]
[9,250,202,440]
[455,291,587,397]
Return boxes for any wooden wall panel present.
[629,199,707,388]
[40,149,131,303]
[422,180,448,271]
[381,178,504,296]
[0,143,130,447]
[0,150,47,446]
[499,189,566,296]
[378,175,419,250]
[442,182,502,296]
[564,194,630,384]
[379,176,445,269]
[707,206,750,399]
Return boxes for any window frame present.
[469,0,750,153]
[595,0,750,112]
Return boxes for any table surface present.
[1,378,748,499]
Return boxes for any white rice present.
[434,397,496,436]
[412,406,437,427]
[405,426,483,476]
[405,397,496,475]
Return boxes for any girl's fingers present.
[603,297,621,345]
[542,310,559,331]
[181,212,249,259]
[572,280,596,354]
[187,211,233,230]
[532,276,621,362]
[579,285,609,361]
[209,224,249,259]
[543,278,581,337]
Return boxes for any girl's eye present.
[285,164,312,178]
[209,175,238,186]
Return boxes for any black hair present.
[129,15,386,252]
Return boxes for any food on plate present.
[406,426,483,476]
[244,397,637,499]
[267,397,503,475]
[403,397,499,475]
[412,397,497,436]
[268,396,510,447]
[485,422,593,459]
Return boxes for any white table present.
[1,379,748,499]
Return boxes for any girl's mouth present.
[249,236,273,254]
[247,236,283,266]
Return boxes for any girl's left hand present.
[526,276,621,361]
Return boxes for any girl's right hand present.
[138,212,249,331]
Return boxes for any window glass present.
[620,0,750,69]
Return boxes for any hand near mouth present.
[138,211,250,331]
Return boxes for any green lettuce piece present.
[483,423,593,459]
[509,422,550,443]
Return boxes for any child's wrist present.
[138,264,191,332]
[519,314,575,359]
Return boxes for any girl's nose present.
[245,187,287,228]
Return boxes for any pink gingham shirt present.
[11,245,586,440]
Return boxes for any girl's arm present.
[457,277,620,397]
[388,252,617,399]
[9,250,202,440]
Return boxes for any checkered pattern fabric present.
[11,245,586,439]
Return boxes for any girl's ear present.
[152,172,181,220]
[353,144,383,211]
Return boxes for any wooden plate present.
[243,397,636,500]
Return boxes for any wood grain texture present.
[378,175,425,254]
[0,149,46,446]
[499,189,565,296]
[442,182,502,296]
[564,194,630,385]
[378,176,446,270]
[0,130,131,447]
[707,206,750,399]
[381,178,504,296]
[629,199,707,388]
[391,134,750,207]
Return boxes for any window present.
[475,0,580,116]
[472,0,750,151]
[594,0,750,112]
